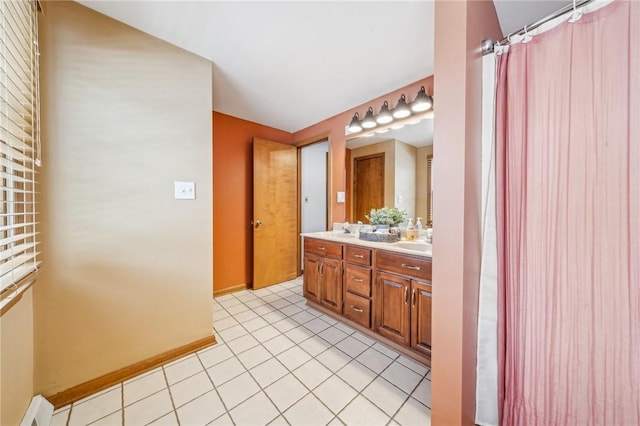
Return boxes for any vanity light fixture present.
[344,88,434,137]
[375,101,393,124]
[347,113,363,133]
[392,94,411,119]
[361,107,377,129]
[410,86,433,112]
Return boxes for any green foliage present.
[365,207,408,225]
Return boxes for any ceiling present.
[77,1,569,133]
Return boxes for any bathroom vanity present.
[302,231,432,364]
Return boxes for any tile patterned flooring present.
[51,277,431,425]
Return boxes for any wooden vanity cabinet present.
[303,239,343,314]
[303,237,432,361]
[303,254,322,303]
[410,279,432,356]
[374,250,432,357]
[343,245,373,328]
[375,271,411,346]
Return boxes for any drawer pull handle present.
[352,254,364,258]
[350,305,364,313]
[401,263,421,271]
[351,277,364,282]
[318,247,326,250]
[412,288,416,306]
[404,287,409,304]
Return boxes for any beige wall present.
[1,288,35,425]
[35,1,213,395]
[415,145,433,220]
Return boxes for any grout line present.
[160,365,180,426]
[195,345,235,423]
[65,402,71,426]
[120,383,124,426]
[74,277,428,426]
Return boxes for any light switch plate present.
[336,191,345,203]
[174,181,195,200]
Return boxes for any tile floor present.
[51,276,431,426]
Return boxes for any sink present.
[333,233,356,238]
[393,241,432,253]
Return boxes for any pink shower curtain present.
[496,2,639,425]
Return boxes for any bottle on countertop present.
[406,218,418,240]
[416,217,426,240]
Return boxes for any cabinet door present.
[320,258,343,314]
[303,254,321,303]
[375,271,410,346]
[411,280,432,356]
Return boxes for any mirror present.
[346,118,433,226]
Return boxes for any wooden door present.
[411,280,432,356]
[375,271,410,346]
[303,254,321,303]
[320,257,342,314]
[354,154,385,223]
[253,138,298,289]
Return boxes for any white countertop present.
[301,231,432,258]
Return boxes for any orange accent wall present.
[212,112,293,293]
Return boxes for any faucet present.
[343,222,351,233]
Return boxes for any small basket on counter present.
[358,229,401,243]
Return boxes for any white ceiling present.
[77,1,569,133]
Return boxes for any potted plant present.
[365,207,407,231]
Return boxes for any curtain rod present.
[482,0,596,54]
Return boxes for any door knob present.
[255,220,262,228]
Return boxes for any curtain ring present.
[569,0,583,22]
[523,25,532,43]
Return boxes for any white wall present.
[301,141,329,233]
[301,141,328,267]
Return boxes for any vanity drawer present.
[345,245,372,266]
[375,250,431,281]
[304,238,342,259]
[343,291,371,329]
[344,264,371,297]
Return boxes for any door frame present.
[296,132,332,276]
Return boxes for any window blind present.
[0,0,41,299]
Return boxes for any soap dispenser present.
[416,217,423,230]
[406,218,417,240]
